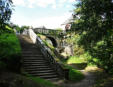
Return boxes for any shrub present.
[64,65,84,82]
[69,68,84,81]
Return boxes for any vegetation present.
[10,24,30,33]
[67,56,87,64]
[37,34,84,82]
[2,0,113,86]
[0,0,13,29]
[71,0,113,73]
[64,65,84,82]
[0,32,21,71]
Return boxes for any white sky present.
[11,0,77,29]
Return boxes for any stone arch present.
[46,36,58,47]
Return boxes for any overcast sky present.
[11,0,77,29]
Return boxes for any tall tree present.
[0,0,13,29]
[72,0,113,72]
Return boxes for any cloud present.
[68,0,75,3]
[12,0,75,8]
[66,5,71,8]
[11,12,72,29]
[59,0,67,4]
[12,0,56,8]
[36,0,56,8]
[52,4,56,9]
[31,12,72,29]
[12,0,25,6]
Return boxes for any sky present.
[11,0,77,29]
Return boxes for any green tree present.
[20,25,30,33]
[0,0,13,29]
[72,0,113,72]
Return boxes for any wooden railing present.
[28,29,65,78]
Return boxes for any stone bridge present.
[33,28,66,48]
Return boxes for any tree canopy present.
[71,0,113,73]
[0,0,13,29]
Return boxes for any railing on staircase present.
[28,29,65,78]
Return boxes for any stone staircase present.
[18,35,60,81]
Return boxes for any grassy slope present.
[0,32,21,71]
[0,33,21,58]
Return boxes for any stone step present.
[22,55,43,57]
[23,60,46,62]
[23,65,50,68]
[22,50,41,52]
[24,69,54,73]
[26,70,54,73]
[23,61,48,64]
[23,57,45,60]
[23,59,48,63]
[28,72,57,76]
[44,77,60,81]
[22,52,42,55]
[18,35,61,81]
[24,67,52,71]
[22,46,40,49]
[39,75,59,79]
[23,63,48,66]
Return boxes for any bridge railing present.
[28,29,65,78]
[34,28,64,35]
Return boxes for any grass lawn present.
[67,56,87,64]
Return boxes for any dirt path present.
[61,70,96,87]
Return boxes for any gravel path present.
[61,70,96,87]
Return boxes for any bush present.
[69,68,84,81]
[64,65,84,82]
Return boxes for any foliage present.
[0,0,13,29]
[71,0,113,73]
[5,24,14,32]
[37,34,55,50]
[11,24,21,32]
[20,25,30,33]
[64,65,84,82]
[67,56,87,64]
[0,23,14,33]
[37,34,61,62]
[65,32,85,56]
[0,32,21,71]
[37,34,84,82]
[10,24,30,33]
[69,68,84,81]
